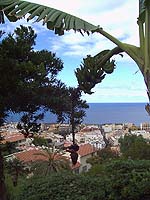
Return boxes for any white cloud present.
[37,0,139,58]
[9,0,139,59]
[3,0,145,103]
[82,86,148,103]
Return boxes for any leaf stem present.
[144,1,150,74]
[137,18,145,52]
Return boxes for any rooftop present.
[78,143,98,157]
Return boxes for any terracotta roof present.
[1,134,25,143]
[78,143,97,157]
[15,149,46,163]
[15,148,67,163]
[80,127,99,132]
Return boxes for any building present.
[1,133,31,147]
[140,122,150,131]
[66,126,105,149]
[131,130,150,139]
[78,143,98,173]
[70,143,98,174]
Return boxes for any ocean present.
[7,103,150,126]
[83,103,150,126]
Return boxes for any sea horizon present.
[6,102,150,126]
[83,102,150,126]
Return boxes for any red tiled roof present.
[78,143,97,157]
[80,127,99,132]
[15,149,47,163]
[2,134,25,143]
[15,148,67,163]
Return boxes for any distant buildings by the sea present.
[1,121,150,174]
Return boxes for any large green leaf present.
[0,1,144,70]
[0,0,98,35]
[139,0,146,19]
[0,0,17,5]
[139,0,149,23]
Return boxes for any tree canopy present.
[0,25,89,200]
[119,134,150,160]
[0,25,66,125]
[8,160,150,200]
[1,0,150,113]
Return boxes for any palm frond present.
[139,0,146,23]
[33,152,49,158]
[0,0,98,35]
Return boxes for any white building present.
[131,130,150,139]
[66,126,105,149]
[71,143,98,174]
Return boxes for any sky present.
[1,0,149,103]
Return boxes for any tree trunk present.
[71,116,75,144]
[99,126,110,148]
[0,146,7,200]
[12,174,18,187]
[143,71,150,115]
[71,91,75,144]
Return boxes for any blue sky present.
[1,0,149,103]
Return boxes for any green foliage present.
[87,163,106,176]
[87,147,119,166]
[5,158,28,187]
[86,155,102,166]
[139,0,147,23]
[75,55,106,94]
[2,0,150,114]
[53,87,89,143]
[75,50,116,94]
[32,136,49,147]
[0,25,90,200]
[67,87,89,131]
[9,160,150,200]
[97,147,119,161]
[31,147,70,175]
[17,113,42,137]
[68,87,89,143]
[0,25,64,125]
[0,0,97,35]
[1,1,150,110]
[88,159,150,200]
[1,141,17,156]
[119,134,150,159]
[0,24,68,200]
[5,171,26,200]
[116,160,150,199]
[105,159,150,200]
[11,172,109,200]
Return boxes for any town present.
[1,121,150,174]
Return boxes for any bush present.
[9,160,150,200]
[88,159,150,200]
[12,172,109,200]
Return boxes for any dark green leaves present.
[11,161,150,200]
[0,25,65,124]
[75,50,116,94]
[139,0,149,23]
[0,0,98,35]
[139,0,146,23]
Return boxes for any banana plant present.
[0,0,150,112]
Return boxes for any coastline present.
[7,103,150,126]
